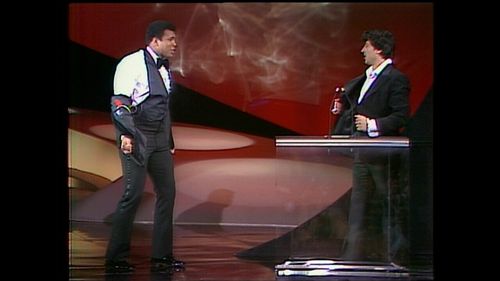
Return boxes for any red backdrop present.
[69,3,433,135]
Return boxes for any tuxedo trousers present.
[106,118,176,262]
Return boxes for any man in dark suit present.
[331,29,410,263]
[105,20,184,274]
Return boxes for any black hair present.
[145,20,176,44]
[361,29,394,58]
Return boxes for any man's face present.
[155,29,177,59]
[360,40,381,66]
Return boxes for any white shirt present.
[358,58,392,104]
[358,58,393,137]
[113,47,173,106]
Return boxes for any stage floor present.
[68,109,433,280]
[69,221,289,281]
[70,221,430,281]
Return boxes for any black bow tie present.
[156,58,169,70]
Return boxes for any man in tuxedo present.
[331,29,410,263]
[105,20,184,274]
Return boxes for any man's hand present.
[354,114,368,132]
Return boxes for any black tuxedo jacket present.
[333,64,410,137]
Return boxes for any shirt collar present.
[366,58,393,79]
[146,46,161,63]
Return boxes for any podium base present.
[275,258,409,279]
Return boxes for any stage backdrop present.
[69,3,433,136]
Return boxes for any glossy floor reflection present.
[69,221,290,281]
[69,221,432,281]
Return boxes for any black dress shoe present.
[151,256,185,273]
[105,260,135,274]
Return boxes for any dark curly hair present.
[361,29,394,58]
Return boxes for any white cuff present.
[367,118,380,137]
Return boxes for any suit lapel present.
[344,75,364,106]
[144,49,157,69]
[360,65,393,102]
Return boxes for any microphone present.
[332,86,355,136]
[328,86,345,137]
[330,86,345,114]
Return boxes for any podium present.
[273,136,412,279]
